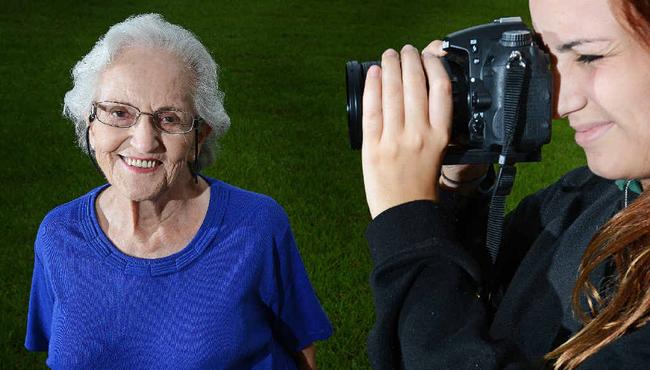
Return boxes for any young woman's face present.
[530,0,650,181]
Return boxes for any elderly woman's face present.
[530,0,650,180]
[89,47,199,201]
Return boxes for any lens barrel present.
[346,59,466,151]
[346,61,380,149]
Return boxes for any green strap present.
[615,179,642,194]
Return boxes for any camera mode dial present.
[500,30,532,47]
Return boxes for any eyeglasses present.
[91,101,201,134]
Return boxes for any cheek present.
[89,127,124,156]
[95,137,122,153]
[94,139,125,164]
[162,136,195,167]
[591,68,650,177]
[593,67,650,135]
[591,67,628,120]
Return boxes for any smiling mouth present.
[572,122,615,147]
[120,155,161,169]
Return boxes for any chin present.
[110,176,168,202]
[586,153,628,180]
[121,185,165,202]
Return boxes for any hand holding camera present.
[349,18,553,218]
[361,42,453,218]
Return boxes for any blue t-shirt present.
[25,178,332,369]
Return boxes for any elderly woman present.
[25,14,331,369]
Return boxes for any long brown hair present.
[546,1,650,368]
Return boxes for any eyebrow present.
[156,106,184,112]
[98,101,184,112]
[556,39,607,52]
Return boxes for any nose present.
[129,113,161,153]
[554,61,588,119]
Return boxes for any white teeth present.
[124,157,158,168]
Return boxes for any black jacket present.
[366,167,650,369]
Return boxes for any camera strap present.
[485,51,528,265]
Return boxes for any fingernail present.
[383,48,398,57]
[367,65,380,77]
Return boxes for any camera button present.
[470,115,484,138]
[470,39,479,54]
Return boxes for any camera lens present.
[345,57,472,162]
[346,58,467,152]
[346,60,380,149]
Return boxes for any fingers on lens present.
[362,65,383,143]
[381,48,405,135]
[400,45,428,127]
[422,52,452,134]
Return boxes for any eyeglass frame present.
[89,100,202,134]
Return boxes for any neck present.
[120,176,205,231]
[641,178,650,193]
[97,174,210,258]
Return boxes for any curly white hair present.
[63,13,230,171]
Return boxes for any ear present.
[86,105,97,150]
[86,122,95,151]
[190,123,213,163]
[197,123,213,147]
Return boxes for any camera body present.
[346,17,553,164]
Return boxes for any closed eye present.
[576,54,603,64]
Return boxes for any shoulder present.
[525,166,616,207]
[550,166,618,204]
[209,178,290,230]
[506,166,619,232]
[581,323,650,368]
[557,166,607,190]
[35,187,102,258]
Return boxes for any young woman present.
[361,0,649,368]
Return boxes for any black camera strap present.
[485,51,528,265]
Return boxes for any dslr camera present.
[346,17,553,164]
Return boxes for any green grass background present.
[0,0,585,368]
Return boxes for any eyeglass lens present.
[94,101,194,133]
